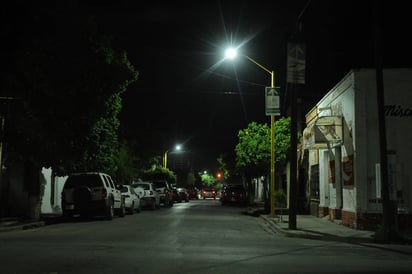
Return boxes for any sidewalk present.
[0,214,62,233]
[247,203,412,246]
[260,214,376,243]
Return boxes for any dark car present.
[221,185,247,205]
[187,187,199,199]
[176,187,189,202]
[151,180,173,207]
[171,187,179,202]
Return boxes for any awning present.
[303,116,343,149]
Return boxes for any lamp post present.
[225,48,277,216]
[163,145,181,168]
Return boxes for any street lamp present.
[163,145,181,168]
[225,48,277,216]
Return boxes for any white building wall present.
[40,167,67,214]
[353,70,379,214]
[382,69,412,212]
[311,69,412,222]
[318,149,329,209]
[316,71,357,213]
[353,69,412,213]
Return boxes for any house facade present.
[0,165,66,217]
[302,68,412,229]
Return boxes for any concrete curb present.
[0,221,46,233]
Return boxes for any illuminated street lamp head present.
[175,145,181,151]
[225,48,237,60]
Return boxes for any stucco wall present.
[40,167,67,214]
[309,68,412,224]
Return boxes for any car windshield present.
[64,174,102,188]
[134,184,149,190]
[119,186,129,193]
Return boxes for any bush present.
[274,189,287,208]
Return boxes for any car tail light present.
[102,188,107,199]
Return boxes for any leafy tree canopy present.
[235,117,293,178]
[141,166,177,184]
[217,154,230,180]
[2,9,138,176]
[201,173,215,187]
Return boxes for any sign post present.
[265,87,280,116]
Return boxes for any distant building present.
[302,68,412,229]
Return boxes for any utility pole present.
[288,0,311,230]
[374,1,398,242]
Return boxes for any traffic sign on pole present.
[265,87,280,116]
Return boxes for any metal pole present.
[242,55,276,216]
[270,71,276,216]
[163,150,168,168]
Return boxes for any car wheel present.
[151,200,156,210]
[105,201,114,220]
[129,202,135,214]
[118,201,126,217]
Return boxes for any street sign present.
[265,87,280,116]
[287,43,306,84]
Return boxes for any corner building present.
[302,68,412,229]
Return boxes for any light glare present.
[225,48,237,59]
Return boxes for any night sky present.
[5,1,412,173]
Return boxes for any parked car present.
[151,180,174,207]
[187,187,199,199]
[176,187,189,202]
[171,187,179,202]
[201,187,216,199]
[221,185,247,205]
[119,185,141,214]
[132,182,160,210]
[61,172,126,220]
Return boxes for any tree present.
[200,173,215,187]
[235,118,293,209]
[113,142,139,185]
[235,122,271,178]
[235,118,292,177]
[186,171,196,187]
[1,9,138,219]
[217,154,230,180]
[142,166,177,184]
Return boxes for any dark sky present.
[7,1,412,173]
[76,0,412,172]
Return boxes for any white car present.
[119,185,141,214]
[61,172,126,220]
[132,182,160,210]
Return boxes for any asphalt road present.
[0,199,411,274]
